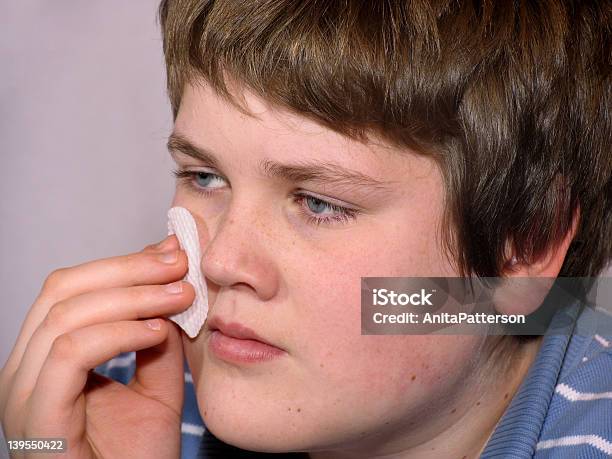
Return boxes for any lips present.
[206,316,286,364]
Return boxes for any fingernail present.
[145,318,161,330]
[157,249,178,264]
[164,281,183,294]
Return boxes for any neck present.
[309,335,544,459]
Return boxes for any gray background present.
[0,2,610,368]
[1,1,175,366]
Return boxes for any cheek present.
[291,255,473,407]
[302,322,477,405]
[288,210,472,405]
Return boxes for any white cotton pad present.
[166,206,209,338]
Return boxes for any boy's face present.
[171,80,485,453]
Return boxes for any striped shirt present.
[481,301,612,458]
[93,299,612,458]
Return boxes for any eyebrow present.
[167,132,397,190]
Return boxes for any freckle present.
[297,408,301,412]
[476,401,481,406]
[504,393,509,399]
[287,407,291,411]
[204,410,207,416]
[450,408,457,414]
[462,456,467,459]
[320,363,324,368]
[411,375,416,381]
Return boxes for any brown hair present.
[157,0,611,279]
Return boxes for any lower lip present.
[208,330,286,364]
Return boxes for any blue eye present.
[193,172,215,187]
[293,194,358,226]
[194,171,225,189]
[171,169,359,226]
[306,196,328,214]
[172,169,225,196]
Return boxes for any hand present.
[0,235,195,458]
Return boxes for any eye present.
[293,193,359,226]
[172,169,226,196]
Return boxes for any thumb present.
[129,319,185,416]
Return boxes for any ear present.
[494,205,581,315]
[505,205,580,277]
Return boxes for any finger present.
[1,236,184,388]
[9,281,195,403]
[129,320,185,416]
[26,318,170,435]
[39,235,182,305]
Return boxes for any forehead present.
[175,80,434,180]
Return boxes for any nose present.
[200,203,279,302]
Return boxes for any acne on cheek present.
[341,335,476,405]
[361,340,437,394]
[307,333,424,393]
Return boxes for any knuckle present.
[41,268,69,296]
[105,323,129,353]
[130,284,151,306]
[41,303,70,332]
[49,333,77,361]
